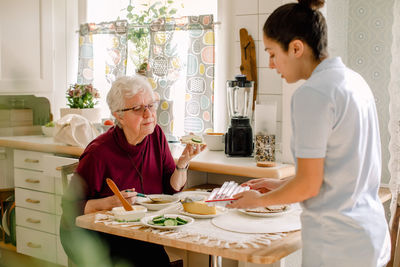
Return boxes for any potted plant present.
[60,84,102,123]
[124,0,179,74]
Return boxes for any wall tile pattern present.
[233,0,288,156]
[347,0,393,183]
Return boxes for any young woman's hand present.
[242,178,286,193]
[226,190,265,209]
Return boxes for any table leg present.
[209,255,222,267]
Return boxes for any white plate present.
[174,191,210,201]
[238,205,293,217]
[141,214,194,230]
[178,206,227,219]
[136,194,180,211]
[2,207,10,236]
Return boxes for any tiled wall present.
[232,0,293,161]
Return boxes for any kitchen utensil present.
[106,178,133,211]
[136,194,180,211]
[136,192,165,202]
[239,28,257,109]
[225,75,254,156]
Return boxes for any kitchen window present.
[81,0,218,139]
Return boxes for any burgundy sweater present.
[75,125,177,211]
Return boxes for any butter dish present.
[111,205,147,222]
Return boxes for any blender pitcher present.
[225,75,254,156]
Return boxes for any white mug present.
[203,133,225,151]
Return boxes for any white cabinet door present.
[0,0,53,94]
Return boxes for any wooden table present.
[75,187,391,266]
[76,212,301,265]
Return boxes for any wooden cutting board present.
[239,28,257,109]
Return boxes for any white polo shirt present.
[291,57,390,267]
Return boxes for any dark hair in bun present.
[298,0,325,10]
[263,0,328,60]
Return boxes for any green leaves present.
[66,84,100,109]
[123,0,178,72]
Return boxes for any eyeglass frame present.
[116,101,160,114]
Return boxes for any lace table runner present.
[94,205,301,249]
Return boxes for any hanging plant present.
[123,0,181,73]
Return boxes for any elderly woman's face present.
[117,90,157,141]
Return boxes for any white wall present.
[231,0,295,163]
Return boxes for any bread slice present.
[181,196,216,215]
[180,134,205,145]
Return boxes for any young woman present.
[227,1,390,266]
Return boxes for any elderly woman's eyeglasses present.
[118,101,159,114]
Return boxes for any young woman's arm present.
[227,158,324,209]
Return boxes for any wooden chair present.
[58,162,183,267]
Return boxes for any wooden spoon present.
[106,178,133,211]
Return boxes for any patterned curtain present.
[147,15,215,138]
[77,20,128,85]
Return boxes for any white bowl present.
[41,126,55,137]
[111,205,147,221]
[136,194,180,211]
[202,133,225,151]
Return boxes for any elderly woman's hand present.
[177,143,206,168]
[105,189,138,210]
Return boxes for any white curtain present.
[388,0,400,228]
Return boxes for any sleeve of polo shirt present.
[292,86,335,158]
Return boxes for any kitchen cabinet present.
[13,149,78,266]
[0,0,53,94]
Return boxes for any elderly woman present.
[60,75,206,267]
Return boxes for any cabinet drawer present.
[57,235,68,266]
[14,150,47,171]
[14,168,54,193]
[16,207,56,234]
[15,188,55,213]
[42,154,78,178]
[16,226,57,263]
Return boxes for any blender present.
[225,75,254,156]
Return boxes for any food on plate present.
[147,215,188,226]
[180,134,205,145]
[103,119,114,126]
[181,196,216,215]
[142,199,172,204]
[245,205,289,213]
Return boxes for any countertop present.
[0,135,295,179]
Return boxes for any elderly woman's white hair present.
[107,75,155,124]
